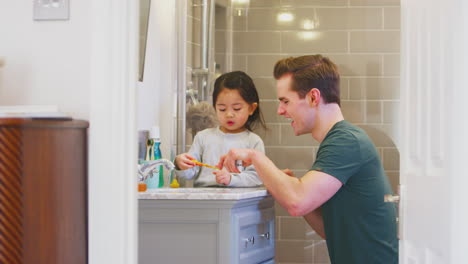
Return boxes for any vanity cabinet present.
[139,194,275,264]
[0,118,88,264]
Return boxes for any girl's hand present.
[214,169,231,185]
[175,153,196,170]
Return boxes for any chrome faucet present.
[138,159,175,182]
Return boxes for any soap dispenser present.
[145,126,164,188]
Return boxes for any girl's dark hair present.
[212,71,266,131]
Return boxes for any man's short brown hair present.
[273,55,341,106]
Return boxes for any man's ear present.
[306,88,321,106]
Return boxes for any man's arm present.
[282,168,326,238]
[304,208,326,239]
[219,149,342,217]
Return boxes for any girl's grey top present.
[175,126,265,187]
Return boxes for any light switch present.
[33,0,69,21]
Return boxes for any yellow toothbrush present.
[191,159,220,170]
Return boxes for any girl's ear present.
[249,102,258,115]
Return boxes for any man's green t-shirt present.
[311,120,398,264]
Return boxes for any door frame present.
[399,0,468,263]
[88,0,139,263]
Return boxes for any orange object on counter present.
[138,182,147,192]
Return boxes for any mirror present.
[139,0,151,82]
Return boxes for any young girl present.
[174,71,266,187]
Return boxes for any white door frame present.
[399,0,468,263]
[88,0,139,263]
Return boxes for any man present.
[218,55,398,264]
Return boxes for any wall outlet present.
[33,0,69,21]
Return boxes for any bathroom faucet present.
[138,159,175,182]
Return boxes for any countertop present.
[138,187,269,200]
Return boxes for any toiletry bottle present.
[145,126,164,188]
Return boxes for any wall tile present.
[255,77,277,100]
[313,240,331,263]
[276,240,314,263]
[276,216,281,239]
[266,147,315,170]
[232,15,247,31]
[247,55,287,77]
[383,54,400,76]
[350,0,400,6]
[383,101,399,124]
[328,54,382,77]
[366,101,382,123]
[340,78,350,100]
[383,147,400,170]
[215,0,229,7]
[215,53,226,73]
[280,217,321,240]
[384,7,400,29]
[233,32,281,53]
[249,0,282,7]
[314,8,382,30]
[275,201,289,216]
[341,101,366,123]
[246,8,282,31]
[358,125,398,147]
[252,123,281,146]
[248,8,382,31]
[349,77,400,100]
[386,170,399,193]
[232,55,247,72]
[379,124,399,145]
[282,31,348,53]
[215,5,227,30]
[261,101,287,123]
[291,169,309,178]
[215,31,226,53]
[281,0,348,6]
[350,31,400,52]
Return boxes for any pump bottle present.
[145,126,164,188]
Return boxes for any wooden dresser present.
[0,118,88,264]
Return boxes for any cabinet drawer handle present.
[244,236,255,248]
[260,232,270,240]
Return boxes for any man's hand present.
[217,148,255,173]
[282,168,295,177]
[214,169,231,185]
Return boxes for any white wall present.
[0,1,91,119]
[137,0,178,160]
[0,1,140,264]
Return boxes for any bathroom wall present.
[0,1,92,120]
[216,0,401,263]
